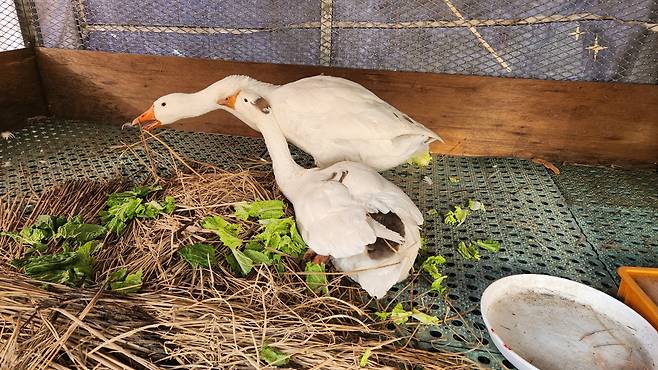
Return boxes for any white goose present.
[233,90,423,299]
[131,75,442,171]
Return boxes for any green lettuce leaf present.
[162,196,176,214]
[391,303,413,325]
[305,262,328,295]
[457,241,480,261]
[359,349,371,368]
[179,243,217,268]
[419,236,428,253]
[430,275,448,294]
[475,239,501,253]
[233,200,285,221]
[408,151,432,167]
[254,217,305,257]
[380,304,441,326]
[444,206,470,226]
[56,220,107,243]
[101,197,142,235]
[243,249,272,265]
[110,268,143,293]
[375,311,391,320]
[202,216,242,249]
[421,255,446,280]
[12,240,95,286]
[448,176,460,184]
[411,309,441,325]
[230,247,253,276]
[260,345,290,367]
[467,199,486,212]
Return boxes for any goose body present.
[132,75,442,171]
[233,91,423,298]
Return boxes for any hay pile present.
[0,161,479,369]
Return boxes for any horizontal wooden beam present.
[36,48,657,165]
[0,48,48,131]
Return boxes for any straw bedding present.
[0,159,479,369]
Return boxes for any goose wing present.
[273,76,441,142]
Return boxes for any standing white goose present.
[232,90,423,299]
[131,75,442,171]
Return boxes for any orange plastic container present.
[617,266,658,330]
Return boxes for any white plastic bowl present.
[481,274,658,370]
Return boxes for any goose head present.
[131,75,261,130]
[231,90,273,128]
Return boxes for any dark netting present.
[0,0,26,51]
[16,0,658,83]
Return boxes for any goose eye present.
[161,102,166,107]
[243,98,248,102]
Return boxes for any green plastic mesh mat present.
[0,118,267,196]
[1,119,656,369]
[553,165,658,276]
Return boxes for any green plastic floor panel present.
[1,118,656,369]
[0,118,266,196]
[553,165,658,277]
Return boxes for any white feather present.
[233,92,424,298]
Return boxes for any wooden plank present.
[36,48,658,165]
[0,48,48,131]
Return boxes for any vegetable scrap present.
[456,241,480,261]
[100,184,176,235]
[467,199,486,212]
[179,243,217,268]
[109,268,143,293]
[305,261,329,295]
[444,200,486,226]
[6,214,107,287]
[475,239,501,253]
[233,199,285,221]
[260,345,290,367]
[202,216,242,249]
[419,236,428,253]
[377,303,441,325]
[359,349,372,368]
[11,241,96,287]
[422,255,448,294]
[408,151,432,167]
[444,205,470,226]
[426,208,438,217]
[448,176,460,184]
[201,201,306,276]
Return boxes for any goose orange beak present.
[218,92,239,108]
[131,105,161,130]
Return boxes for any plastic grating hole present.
[429,330,442,338]
[502,359,517,369]
[450,320,464,327]
[477,356,491,364]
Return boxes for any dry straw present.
[0,132,480,369]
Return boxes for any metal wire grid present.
[1,119,656,369]
[11,0,658,83]
[0,0,26,51]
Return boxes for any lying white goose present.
[233,90,423,299]
[132,75,442,171]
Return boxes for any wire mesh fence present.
[0,0,26,51]
[7,0,658,83]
